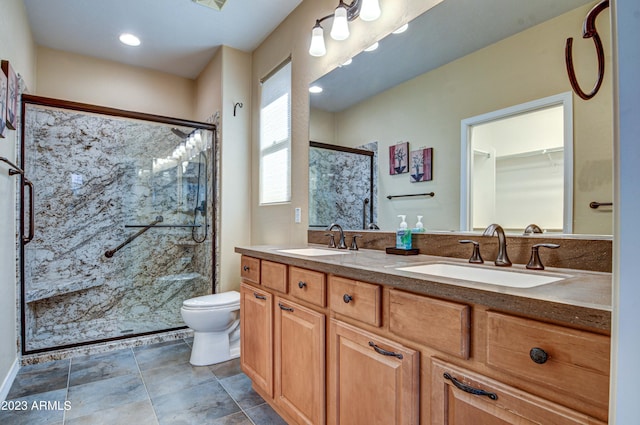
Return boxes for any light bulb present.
[359,0,381,22]
[309,24,327,57]
[330,5,350,41]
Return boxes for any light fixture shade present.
[330,5,350,41]
[359,0,381,21]
[309,25,327,57]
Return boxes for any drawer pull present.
[368,341,403,359]
[278,303,294,312]
[253,293,267,300]
[343,294,353,303]
[243,265,250,272]
[443,372,498,400]
[298,281,307,289]
[529,347,549,364]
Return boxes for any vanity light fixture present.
[392,23,409,34]
[308,0,382,57]
[341,58,353,66]
[309,85,323,94]
[119,33,141,47]
[364,41,379,52]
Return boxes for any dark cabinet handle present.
[529,347,549,364]
[443,373,498,400]
[253,293,266,300]
[343,294,353,303]
[368,341,403,359]
[278,303,294,312]
[298,281,307,289]
[243,265,250,272]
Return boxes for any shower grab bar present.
[105,215,164,258]
[0,156,24,175]
[124,224,202,228]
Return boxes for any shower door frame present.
[18,94,218,355]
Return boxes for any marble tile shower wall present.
[309,141,378,230]
[21,106,213,352]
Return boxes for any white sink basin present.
[395,263,571,288]
[277,248,350,256]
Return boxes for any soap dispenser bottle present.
[413,215,425,233]
[396,215,412,249]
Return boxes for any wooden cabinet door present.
[431,358,606,425]
[275,297,325,425]
[329,319,419,425]
[240,283,273,397]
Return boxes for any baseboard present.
[0,357,19,402]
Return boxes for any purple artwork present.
[2,60,18,130]
[0,70,6,138]
[389,142,409,175]
[409,147,433,182]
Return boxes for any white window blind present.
[259,60,291,205]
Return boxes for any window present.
[259,60,291,204]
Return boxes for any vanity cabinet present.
[238,254,610,425]
[328,319,419,425]
[431,358,606,425]
[275,297,325,425]
[240,283,273,397]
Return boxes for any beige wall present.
[250,0,442,245]
[196,46,252,293]
[0,0,37,397]
[37,47,196,119]
[321,4,612,235]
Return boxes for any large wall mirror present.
[309,0,613,236]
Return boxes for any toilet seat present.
[182,291,240,309]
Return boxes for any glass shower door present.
[20,97,215,353]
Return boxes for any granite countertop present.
[235,244,612,332]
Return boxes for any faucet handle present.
[349,234,363,251]
[324,233,336,248]
[459,240,484,264]
[526,243,560,270]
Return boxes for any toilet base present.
[189,324,240,366]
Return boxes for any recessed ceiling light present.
[309,85,323,94]
[364,42,379,52]
[119,33,141,47]
[393,23,409,34]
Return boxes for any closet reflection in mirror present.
[308,0,612,235]
[461,93,573,234]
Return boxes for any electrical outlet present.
[294,207,302,223]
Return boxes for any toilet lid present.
[182,291,240,309]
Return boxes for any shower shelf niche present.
[25,277,106,303]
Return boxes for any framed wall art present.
[2,60,18,130]
[389,141,409,175]
[0,69,6,138]
[410,147,433,182]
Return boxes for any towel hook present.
[233,102,243,116]
[565,0,609,100]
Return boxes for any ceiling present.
[310,0,594,112]
[23,0,303,79]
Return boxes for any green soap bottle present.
[396,215,412,250]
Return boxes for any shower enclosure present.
[309,141,377,230]
[19,95,216,354]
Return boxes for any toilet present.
[180,291,241,366]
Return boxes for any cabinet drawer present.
[389,289,470,359]
[289,266,326,307]
[240,256,260,284]
[261,260,288,293]
[329,276,381,327]
[486,311,610,412]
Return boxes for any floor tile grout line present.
[131,346,161,425]
[214,372,263,425]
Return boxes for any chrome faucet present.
[483,224,512,266]
[523,223,543,234]
[327,223,348,249]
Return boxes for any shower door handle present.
[23,178,35,245]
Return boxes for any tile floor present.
[0,339,287,425]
